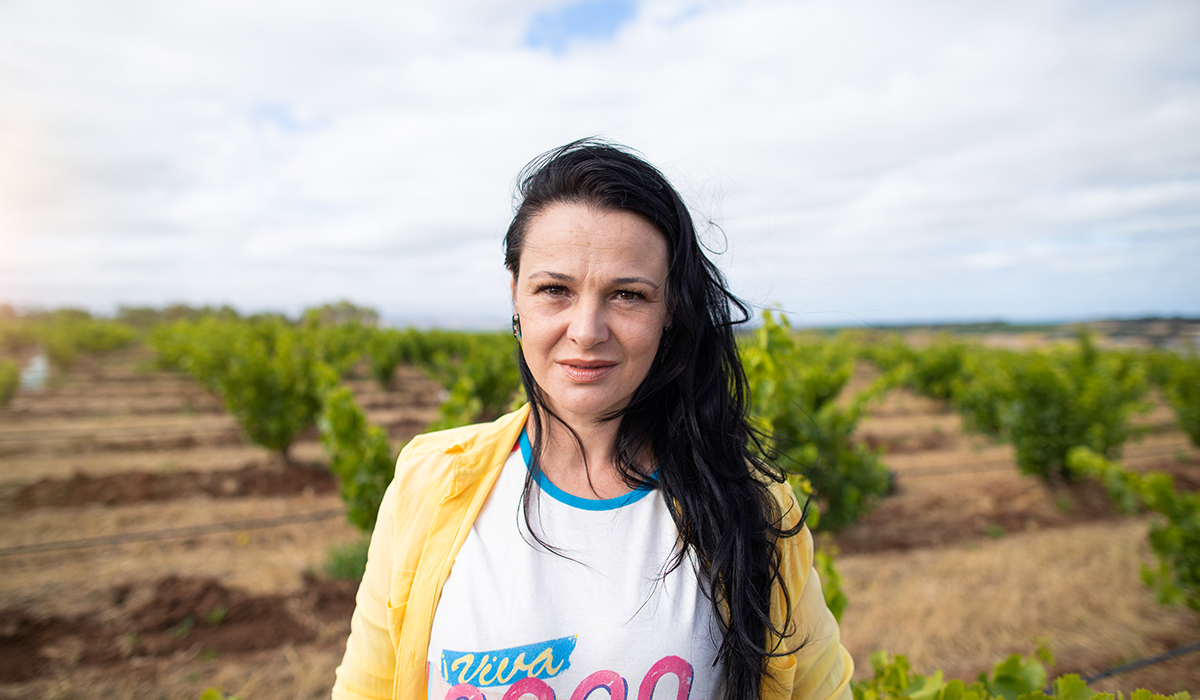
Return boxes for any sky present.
[0,0,1197,328]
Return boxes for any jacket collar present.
[446,403,531,495]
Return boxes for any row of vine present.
[8,304,1195,696]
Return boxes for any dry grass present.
[0,642,346,700]
[0,494,360,616]
[838,518,1199,686]
[0,445,285,485]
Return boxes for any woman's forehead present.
[519,203,668,277]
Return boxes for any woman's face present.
[512,202,671,426]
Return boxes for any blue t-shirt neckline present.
[518,429,655,512]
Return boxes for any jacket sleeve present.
[762,481,854,700]
[332,477,400,700]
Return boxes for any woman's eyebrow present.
[612,276,661,288]
[527,271,574,282]
[527,270,662,289]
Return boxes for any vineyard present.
[0,305,1198,699]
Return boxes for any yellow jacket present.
[333,404,853,700]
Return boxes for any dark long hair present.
[504,139,805,699]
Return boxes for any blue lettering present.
[440,636,577,688]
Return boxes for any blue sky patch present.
[524,0,637,53]
[251,102,300,132]
[247,101,329,136]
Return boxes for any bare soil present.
[0,346,1197,698]
[6,461,336,510]
[0,574,355,685]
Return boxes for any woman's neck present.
[530,411,642,501]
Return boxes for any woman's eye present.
[616,290,644,301]
[539,285,566,296]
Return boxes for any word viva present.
[441,636,578,688]
[442,655,696,700]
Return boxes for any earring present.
[512,314,522,343]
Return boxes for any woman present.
[333,140,852,700]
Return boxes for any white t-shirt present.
[427,430,723,700]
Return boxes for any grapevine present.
[151,317,326,460]
[853,650,1189,700]
[365,327,418,389]
[315,363,396,532]
[0,358,18,408]
[425,332,522,431]
[1158,353,1200,448]
[742,311,895,530]
[1069,447,1200,614]
[0,310,136,370]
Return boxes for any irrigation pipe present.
[897,458,1017,478]
[0,424,240,443]
[0,508,344,557]
[1081,639,1200,684]
[897,441,1196,479]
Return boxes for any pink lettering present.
[448,655,697,700]
[637,656,693,700]
[503,676,557,700]
[570,670,628,700]
[445,684,486,700]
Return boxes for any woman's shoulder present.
[766,478,809,529]
[393,404,531,474]
[406,404,529,448]
[747,465,806,521]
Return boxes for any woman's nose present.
[566,298,609,348]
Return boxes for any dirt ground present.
[0,346,1197,699]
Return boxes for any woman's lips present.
[558,361,616,382]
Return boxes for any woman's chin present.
[540,392,627,424]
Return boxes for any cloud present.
[0,0,1197,325]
